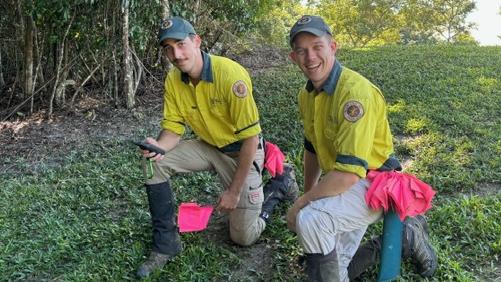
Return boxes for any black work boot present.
[137,182,182,278]
[304,249,339,282]
[259,164,299,221]
[137,251,176,278]
[348,215,434,280]
[348,236,382,280]
[402,215,437,277]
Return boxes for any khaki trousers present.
[145,139,266,246]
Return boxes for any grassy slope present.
[1,45,500,281]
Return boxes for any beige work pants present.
[145,139,266,246]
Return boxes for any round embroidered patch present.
[343,101,364,122]
[297,16,312,25]
[232,80,248,98]
[161,19,173,29]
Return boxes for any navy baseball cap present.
[289,15,332,46]
[158,17,196,44]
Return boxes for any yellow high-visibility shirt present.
[299,60,399,178]
[160,52,261,148]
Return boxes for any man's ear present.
[289,51,297,64]
[193,34,202,48]
[330,40,338,55]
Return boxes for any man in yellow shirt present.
[286,15,437,281]
[135,17,297,278]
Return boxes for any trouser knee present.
[297,208,335,255]
[230,229,259,247]
[229,210,266,247]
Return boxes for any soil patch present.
[0,95,163,174]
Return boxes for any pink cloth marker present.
[365,170,436,221]
[264,141,285,177]
[178,202,214,233]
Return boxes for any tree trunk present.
[131,48,143,95]
[112,49,119,107]
[49,42,64,115]
[24,9,34,101]
[32,28,45,113]
[122,0,135,109]
[58,42,70,105]
[35,31,45,84]
[49,16,74,115]
[161,0,170,19]
[159,0,172,71]
[192,0,201,25]
[0,47,5,88]
[15,0,25,100]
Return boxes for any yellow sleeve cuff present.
[235,123,261,140]
[160,119,185,136]
[334,163,367,178]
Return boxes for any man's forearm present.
[298,170,360,209]
[157,129,181,152]
[303,150,321,193]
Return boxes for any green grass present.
[1,45,500,281]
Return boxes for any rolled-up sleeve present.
[160,76,185,136]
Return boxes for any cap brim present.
[159,32,189,44]
[290,27,327,45]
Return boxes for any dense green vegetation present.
[1,45,500,281]
[1,0,479,116]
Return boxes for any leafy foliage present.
[0,0,284,113]
[311,0,477,47]
[318,0,402,47]
[398,0,477,44]
[429,0,476,42]
[252,0,311,48]
[167,0,282,53]
[0,0,482,116]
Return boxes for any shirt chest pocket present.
[177,90,201,122]
[181,103,225,125]
[210,103,226,117]
[180,107,202,127]
[207,95,228,117]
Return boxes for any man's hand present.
[141,137,165,162]
[216,190,241,213]
[137,130,181,162]
[286,195,309,232]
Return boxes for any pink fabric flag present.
[365,170,436,221]
[264,141,285,177]
[177,202,214,233]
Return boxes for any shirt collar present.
[181,51,214,84]
[305,60,342,96]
